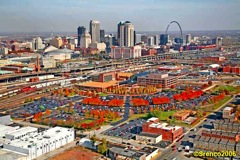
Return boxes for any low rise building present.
[88,42,106,52]
[3,126,75,160]
[223,107,234,119]
[142,117,183,142]
[5,126,38,140]
[137,73,178,88]
[41,56,56,69]
[0,114,12,125]
[76,81,119,92]
[136,132,162,144]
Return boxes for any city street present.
[156,96,235,160]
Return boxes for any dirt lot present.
[50,146,103,160]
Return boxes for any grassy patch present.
[99,93,108,97]
[158,110,177,121]
[213,85,235,92]
[213,96,232,110]
[128,113,149,121]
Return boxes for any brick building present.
[201,56,225,62]
[137,73,178,89]
[222,66,240,75]
[222,107,234,119]
[141,48,157,56]
[142,117,183,142]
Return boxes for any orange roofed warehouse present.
[142,117,183,142]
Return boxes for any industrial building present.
[137,73,178,88]
[3,126,75,160]
[141,117,183,142]
[109,146,159,160]
[135,132,162,144]
[0,114,12,125]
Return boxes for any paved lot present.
[102,118,146,140]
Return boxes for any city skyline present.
[0,0,239,32]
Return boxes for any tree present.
[90,134,97,146]
[98,138,108,154]
[196,109,204,118]
[208,81,213,86]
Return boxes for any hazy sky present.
[0,0,239,32]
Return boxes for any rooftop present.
[223,107,233,111]
[6,126,37,138]
[7,127,74,149]
[138,132,161,138]
[109,147,145,158]
[77,81,118,88]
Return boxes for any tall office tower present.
[118,21,135,47]
[77,26,86,46]
[100,29,105,42]
[186,34,191,44]
[35,37,43,50]
[134,31,136,45]
[80,30,91,48]
[160,34,169,45]
[117,21,125,45]
[124,21,135,47]
[174,38,183,44]
[154,35,159,46]
[212,37,223,47]
[104,34,115,48]
[141,35,148,44]
[148,37,154,46]
[89,20,100,43]
[135,34,142,44]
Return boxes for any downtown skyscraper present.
[89,20,100,43]
[118,21,135,47]
[77,26,86,46]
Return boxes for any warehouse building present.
[3,126,75,160]
[142,117,183,142]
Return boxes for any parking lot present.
[102,119,146,140]
[11,95,83,118]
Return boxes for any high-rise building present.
[89,20,100,43]
[141,35,148,44]
[100,29,105,42]
[186,34,191,44]
[154,35,159,46]
[118,21,135,47]
[80,30,91,48]
[104,34,115,48]
[50,36,63,48]
[35,37,43,50]
[148,37,154,46]
[212,37,223,47]
[77,26,86,46]
[32,37,44,50]
[117,21,125,45]
[160,34,169,45]
[135,34,142,44]
[124,21,134,47]
[174,38,183,44]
